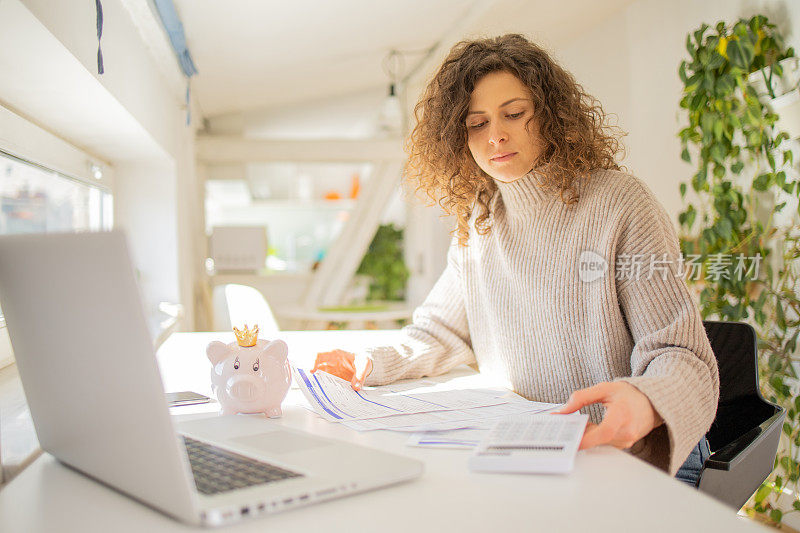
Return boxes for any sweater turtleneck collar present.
[494,170,553,216]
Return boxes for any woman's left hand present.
[554,382,663,450]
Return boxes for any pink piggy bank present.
[206,333,292,418]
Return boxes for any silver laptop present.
[0,231,422,527]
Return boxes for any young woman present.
[312,34,719,478]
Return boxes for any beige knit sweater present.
[364,169,719,475]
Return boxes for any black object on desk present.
[166,391,211,407]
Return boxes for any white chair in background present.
[213,284,280,335]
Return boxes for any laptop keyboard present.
[181,436,304,496]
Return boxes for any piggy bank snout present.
[226,375,265,402]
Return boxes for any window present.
[0,150,113,331]
[0,150,112,235]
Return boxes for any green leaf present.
[685,36,696,58]
[788,332,799,355]
[731,160,744,174]
[727,39,754,70]
[753,173,772,191]
[702,71,715,91]
[679,61,689,83]
[694,24,709,47]
[793,501,800,512]
[693,167,708,192]
[685,72,703,93]
[771,509,783,523]
[710,144,727,165]
[784,150,794,166]
[690,92,706,111]
[749,15,767,32]
[713,120,723,141]
[776,302,786,330]
[755,484,772,504]
[707,51,726,70]
[680,183,687,199]
[767,151,776,171]
[716,73,735,95]
[681,147,691,162]
[718,217,732,238]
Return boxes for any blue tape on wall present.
[153,0,197,125]
[95,0,104,75]
[152,0,198,78]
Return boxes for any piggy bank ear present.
[260,339,288,362]
[206,341,229,365]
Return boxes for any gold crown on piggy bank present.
[233,324,259,347]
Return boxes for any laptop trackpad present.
[230,432,328,455]
[176,415,332,456]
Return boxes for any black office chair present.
[695,321,785,509]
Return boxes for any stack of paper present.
[294,368,562,439]
[469,413,589,473]
[406,429,490,449]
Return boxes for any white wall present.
[113,162,179,312]
[556,0,800,222]
[2,0,204,330]
[207,87,387,140]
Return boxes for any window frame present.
[0,104,113,369]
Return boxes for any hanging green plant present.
[677,14,799,526]
[356,223,410,302]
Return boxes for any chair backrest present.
[222,284,280,336]
[702,321,778,451]
[698,321,784,509]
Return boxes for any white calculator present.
[469,413,589,474]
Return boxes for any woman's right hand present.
[311,349,373,391]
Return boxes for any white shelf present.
[209,271,314,285]
[196,136,406,163]
[246,199,356,210]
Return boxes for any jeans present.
[675,438,711,487]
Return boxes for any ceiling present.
[174,0,637,118]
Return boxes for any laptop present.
[0,231,422,527]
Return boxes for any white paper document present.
[470,413,589,474]
[294,368,508,422]
[407,429,490,449]
[341,400,561,432]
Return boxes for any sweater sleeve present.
[364,238,477,386]
[613,180,720,475]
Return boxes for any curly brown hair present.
[405,33,626,245]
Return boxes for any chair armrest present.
[704,406,785,471]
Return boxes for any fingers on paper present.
[555,382,612,414]
[578,405,628,450]
[350,357,373,391]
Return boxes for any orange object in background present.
[349,173,360,199]
[323,191,342,200]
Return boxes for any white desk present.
[0,331,765,532]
